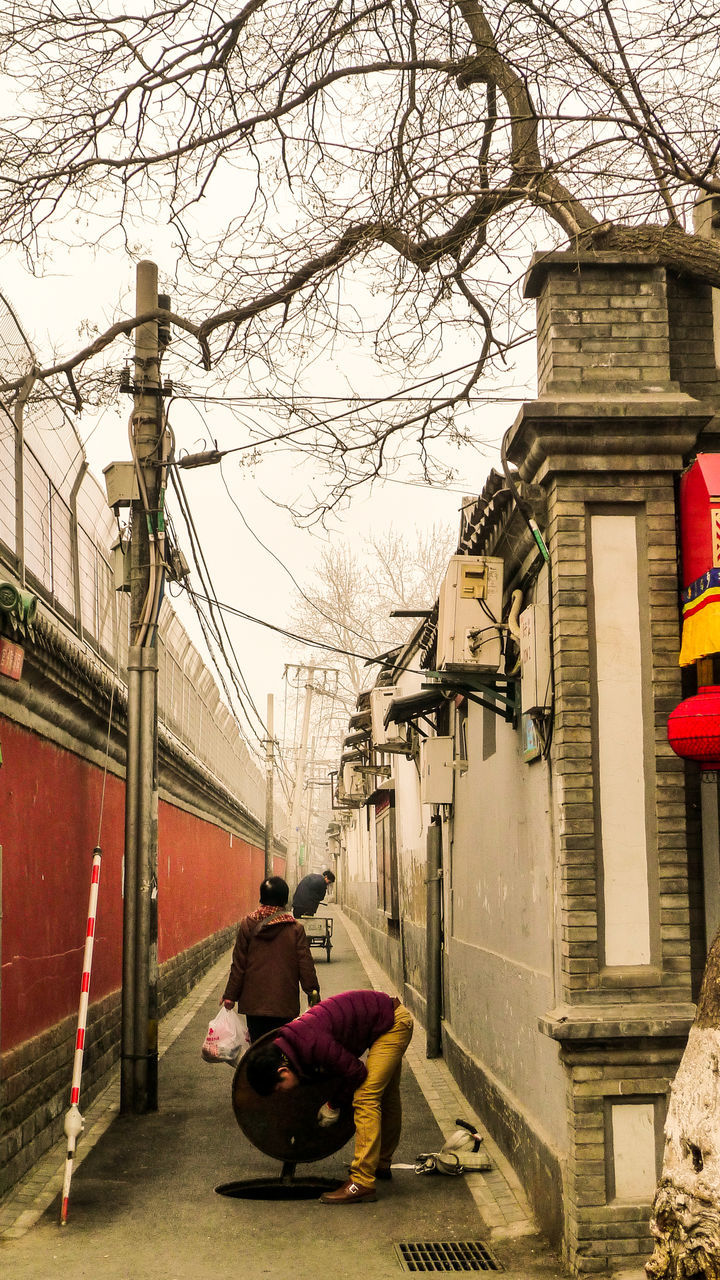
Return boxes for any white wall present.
[446,690,567,1150]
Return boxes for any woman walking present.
[221,876,320,1042]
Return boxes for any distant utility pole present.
[286,666,315,886]
[121,261,170,1116]
[302,735,317,868]
[264,693,275,879]
[285,664,339,884]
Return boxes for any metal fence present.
[0,292,267,825]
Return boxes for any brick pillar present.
[508,252,714,1274]
[534,255,674,397]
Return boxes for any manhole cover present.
[216,1177,341,1201]
[395,1241,503,1272]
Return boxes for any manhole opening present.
[216,1178,341,1202]
[395,1240,503,1273]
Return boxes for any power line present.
[168,467,271,750]
[217,461,374,647]
[178,584,426,675]
[180,390,531,405]
[175,350,535,470]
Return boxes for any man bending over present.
[246,988,413,1204]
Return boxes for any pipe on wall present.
[426,813,443,1058]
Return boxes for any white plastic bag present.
[201,1007,250,1065]
[415,1122,492,1175]
[439,1125,491,1171]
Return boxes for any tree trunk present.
[578,223,720,293]
[647,932,720,1280]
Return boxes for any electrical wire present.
[177,583,428,676]
[499,426,550,565]
[499,424,555,757]
[170,469,264,723]
[168,468,270,747]
[127,408,172,648]
[177,353,530,416]
[175,347,535,470]
[217,461,374,648]
[182,570,294,797]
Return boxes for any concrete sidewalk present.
[0,909,569,1280]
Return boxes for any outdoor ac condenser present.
[370,686,407,749]
[436,554,504,672]
[341,761,365,801]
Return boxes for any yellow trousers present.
[350,1003,414,1188]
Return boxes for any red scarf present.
[248,905,294,927]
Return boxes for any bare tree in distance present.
[280,522,454,874]
[289,522,457,717]
[2,1,720,521]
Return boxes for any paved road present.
[0,908,568,1280]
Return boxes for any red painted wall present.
[0,716,270,1052]
[157,806,263,962]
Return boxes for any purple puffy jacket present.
[274,989,396,1101]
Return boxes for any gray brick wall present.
[505,251,715,1273]
[563,1050,684,1275]
[546,473,695,1007]
[531,259,673,395]
[666,273,720,404]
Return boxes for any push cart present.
[300,913,333,961]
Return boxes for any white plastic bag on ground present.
[201,1007,250,1065]
[415,1119,492,1175]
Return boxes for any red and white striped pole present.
[60,847,102,1226]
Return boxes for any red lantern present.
[668,686,720,769]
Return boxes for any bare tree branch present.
[0,0,719,512]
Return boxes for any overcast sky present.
[0,237,535,756]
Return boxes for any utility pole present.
[264,693,275,879]
[302,735,317,870]
[121,261,168,1115]
[286,666,315,886]
[285,663,340,885]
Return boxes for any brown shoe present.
[320,1179,377,1205]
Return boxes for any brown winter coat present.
[221,911,319,1019]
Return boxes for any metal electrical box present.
[111,538,131,592]
[420,736,454,805]
[103,461,139,511]
[519,603,551,714]
[437,555,504,672]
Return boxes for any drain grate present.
[395,1241,502,1273]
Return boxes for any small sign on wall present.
[0,636,24,680]
[521,713,541,762]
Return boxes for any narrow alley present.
[0,909,565,1280]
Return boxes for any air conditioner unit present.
[370,687,407,750]
[420,737,454,805]
[341,761,365,802]
[437,555,504,672]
